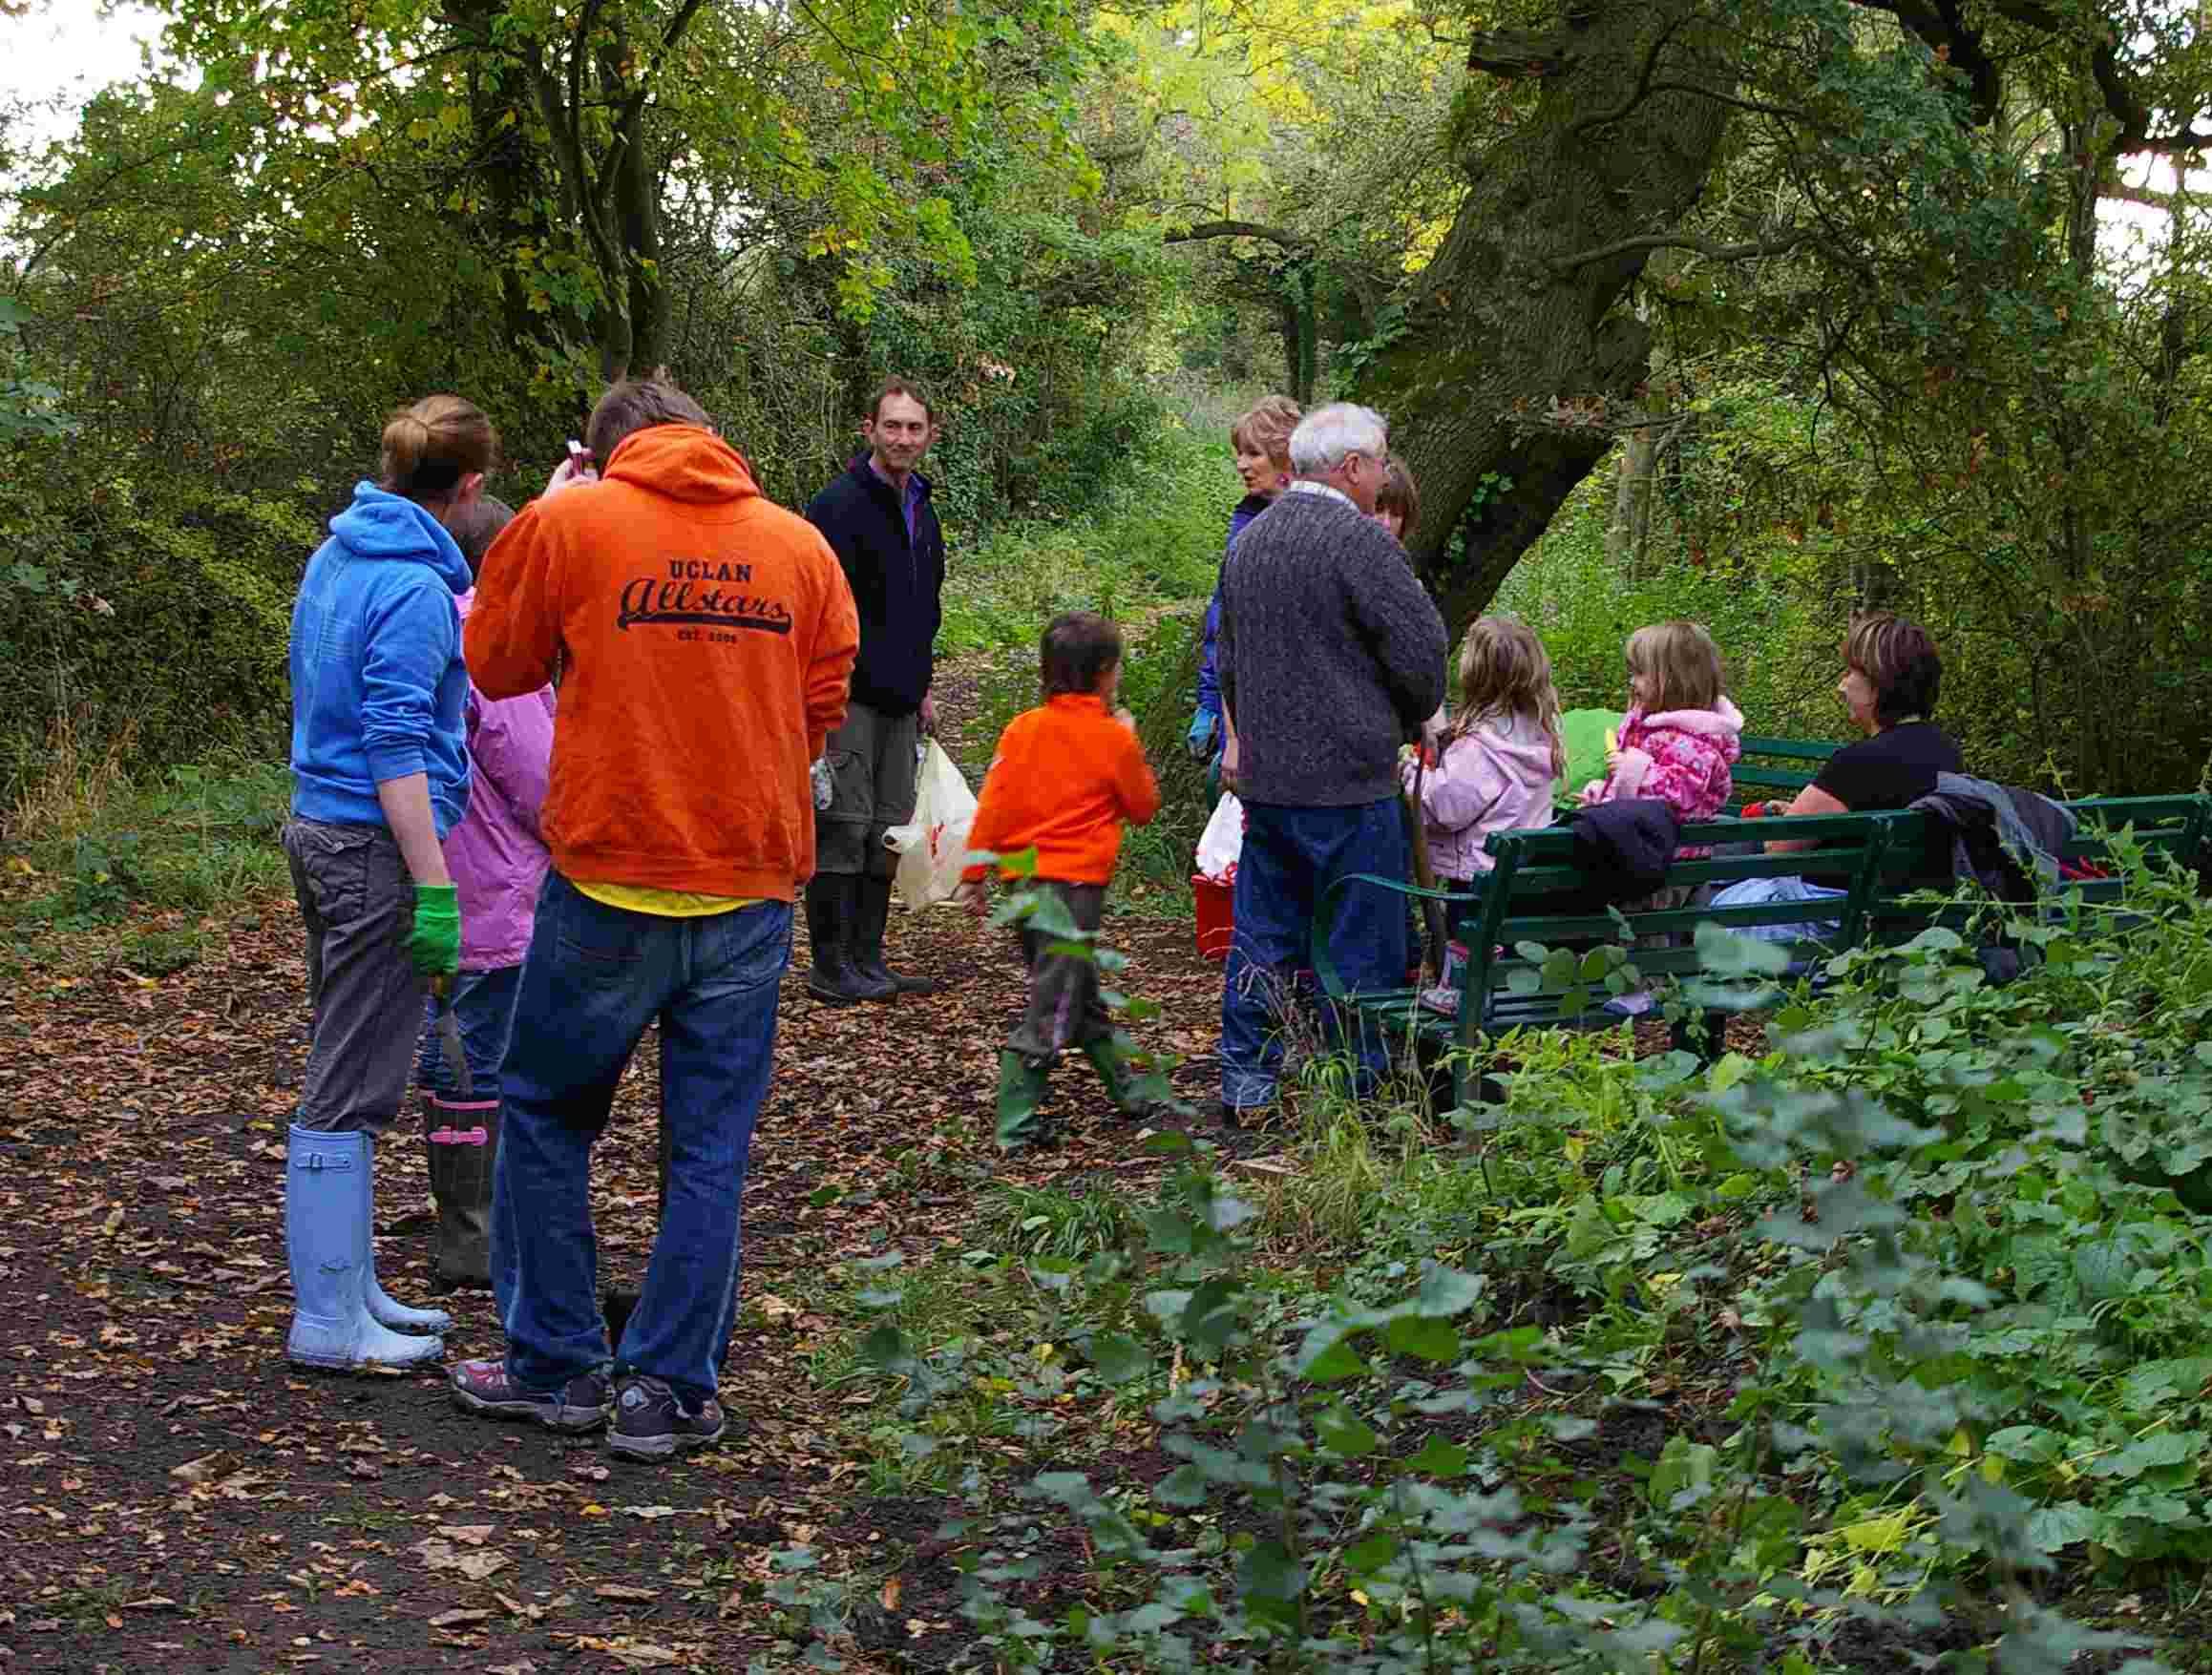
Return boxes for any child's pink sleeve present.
[1421,738,1510,833]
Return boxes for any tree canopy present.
[4,0,2212,794]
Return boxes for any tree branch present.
[1848,0,2001,125]
[1165,220,1311,249]
[1546,227,1808,275]
[1465,28,1577,79]
[2127,127,2212,157]
[1645,80,1814,123]
[2108,180,2186,213]
[644,0,710,84]
[1570,11,1694,136]
[567,0,607,198]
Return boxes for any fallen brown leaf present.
[576,1638,680,1669]
[168,1452,233,1485]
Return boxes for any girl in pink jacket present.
[1579,619,1742,828]
[1403,618,1566,884]
[1577,619,1742,1018]
[413,496,555,1293]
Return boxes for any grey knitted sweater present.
[1218,487,1448,807]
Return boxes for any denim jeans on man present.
[1220,799,1408,1110]
[493,871,790,1407]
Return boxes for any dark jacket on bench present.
[1568,800,1681,906]
[1909,773,2075,905]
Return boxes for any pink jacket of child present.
[446,589,556,971]
[1402,713,1558,881]
[1596,698,1743,824]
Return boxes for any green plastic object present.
[1556,708,1625,807]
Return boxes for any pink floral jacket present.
[1588,697,1743,827]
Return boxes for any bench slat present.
[1307,792,2211,1108]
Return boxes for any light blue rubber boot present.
[360,1135,452,1335]
[286,1126,444,1371]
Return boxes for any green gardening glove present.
[403,883,461,979]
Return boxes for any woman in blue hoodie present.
[282,394,500,1372]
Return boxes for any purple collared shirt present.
[869,454,924,544]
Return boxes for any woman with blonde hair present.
[1188,394,1300,766]
[281,394,498,1372]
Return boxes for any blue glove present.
[1184,708,1218,763]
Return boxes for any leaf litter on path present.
[0,830,1229,1669]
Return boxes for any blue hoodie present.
[1193,492,1272,731]
[288,482,474,835]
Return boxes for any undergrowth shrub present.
[776,853,2212,1671]
[940,418,1228,657]
[0,473,307,812]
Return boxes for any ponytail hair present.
[380,395,500,505]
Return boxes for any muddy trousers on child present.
[997,881,1161,1148]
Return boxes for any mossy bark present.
[1362,0,1733,634]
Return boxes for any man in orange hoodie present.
[451,380,858,1462]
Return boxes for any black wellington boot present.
[422,1096,496,1292]
[853,877,939,995]
[805,874,893,1003]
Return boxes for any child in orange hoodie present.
[958,612,1194,1148]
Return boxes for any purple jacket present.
[445,590,555,970]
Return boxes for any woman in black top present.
[1717,615,1959,931]
[1772,613,1960,843]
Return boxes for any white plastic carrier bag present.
[1194,789,1245,883]
[881,740,979,909]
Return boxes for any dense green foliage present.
[7,0,2212,814]
[0,0,1193,813]
[759,858,2212,1669]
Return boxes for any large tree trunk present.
[1360,0,1734,633]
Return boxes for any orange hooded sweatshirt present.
[963,694,1161,887]
[466,426,859,902]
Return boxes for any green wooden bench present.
[1733,734,1843,804]
[1311,793,2212,1108]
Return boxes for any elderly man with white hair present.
[1215,402,1447,1119]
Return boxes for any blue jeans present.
[1220,799,1409,1109]
[1708,875,1848,944]
[494,871,791,1406]
[414,963,525,1101]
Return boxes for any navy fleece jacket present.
[803,457,945,717]
[288,482,474,836]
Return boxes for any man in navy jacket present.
[801,377,947,1002]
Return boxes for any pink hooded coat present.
[1595,697,1744,826]
[1402,713,1560,880]
[445,589,556,971]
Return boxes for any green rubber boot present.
[996,1051,1054,1151]
[1082,1034,1197,1120]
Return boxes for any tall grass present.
[939,415,1235,658]
[0,750,290,974]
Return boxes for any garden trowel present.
[429,974,474,1099]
